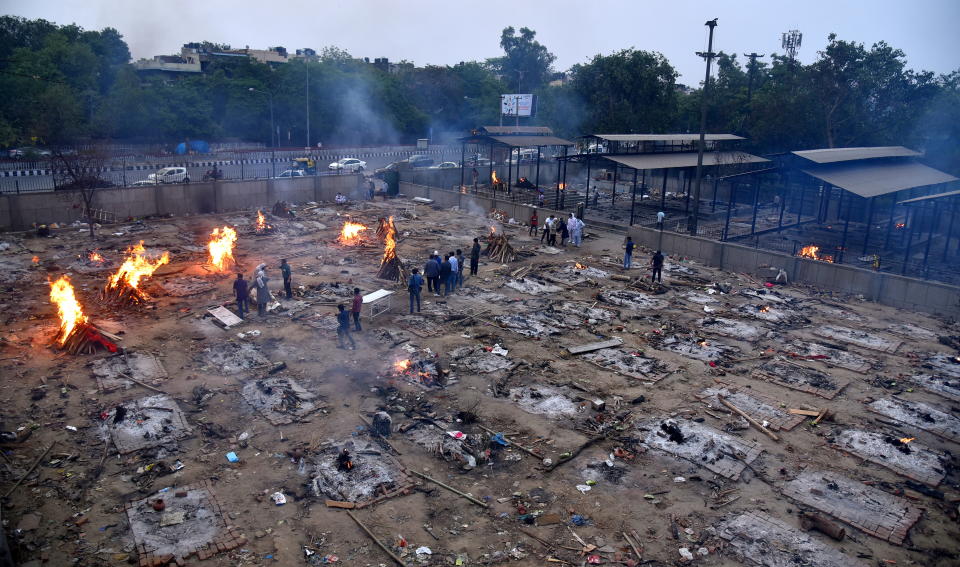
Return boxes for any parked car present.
[275,169,306,179]
[130,179,159,187]
[328,158,367,172]
[8,147,52,159]
[507,148,541,165]
[406,154,434,168]
[146,167,190,184]
[465,154,493,167]
[431,161,460,169]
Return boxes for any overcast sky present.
[5,0,959,84]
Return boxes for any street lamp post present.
[249,87,276,177]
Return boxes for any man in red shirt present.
[351,288,363,331]
[529,209,539,237]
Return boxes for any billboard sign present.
[501,94,535,117]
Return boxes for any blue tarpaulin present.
[175,140,210,155]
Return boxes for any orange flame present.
[338,221,369,245]
[50,275,87,345]
[208,226,238,270]
[797,245,834,263]
[575,263,587,270]
[558,183,566,190]
[88,251,104,264]
[380,216,397,265]
[759,305,771,313]
[490,226,496,234]
[254,210,272,232]
[491,171,500,184]
[698,340,710,347]
[32,256,40,264]
[393,359,412,373]
[899,437,915,444]
[106,241,170,297]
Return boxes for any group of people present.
[408,237,482,313]
[232,259,294,319]
[529,210,585,248]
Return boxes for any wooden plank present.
[325,500,356,509]
[788,409,821,416]
[207,306,243,328]
[567,338,623,355]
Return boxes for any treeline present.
[0,17,957,173]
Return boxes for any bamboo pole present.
[346,510,407,567]
[717,395,780,441]
[408,470,488,508]
[3,441,57,498]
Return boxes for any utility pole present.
[689,18,718,236]
[306,65,310,148]
[743,52,764,104]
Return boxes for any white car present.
[146,167,190,184]
[328,158,367,172]
[275,169,306,178]
[431,161,460,169]
[130,179,159,187]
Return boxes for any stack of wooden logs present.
[485,233,516,263]
[376,217,399,241]
[57,323,119,355]
[102,282,148,306]
[377,255,407,282]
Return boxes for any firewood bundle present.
[377,255,407,282]
[376,217,399,241]
[57,323,119,355]
[101,283,148,306]
[485,234,516,263]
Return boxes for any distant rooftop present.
[585,134,744,143]
[792,146,921,164]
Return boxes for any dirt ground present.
[1,196,958,567]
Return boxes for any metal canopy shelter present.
[800,161,958,198]
[792,146,922,164]
[587,134,744,143]
[604,151,768,170]
[458,126,575,195]
[898,188,960,205]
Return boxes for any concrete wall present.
[0,175,362,230]
[627,225,960,317]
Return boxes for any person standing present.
[569,214,584,247]
[541,215,553,245]
[233,273,249,319]
[456,249,465,288]
[447,251,459,291]
[423,254,440,295]
[351,287,363,331]
[408,268,424,313]
[529,210,539,237]
[592,187,599,207]
[280,258,292,299]
[624,236,635,269]
[254,263,270,317]
[336,304,356,349]
[470,238,481,276]
[651,250,665,283]
[537,190,545,207]
[440,254,453,296]
[559,218,570,247]
[657,211,665,228]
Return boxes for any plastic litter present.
[575,484,592,493]
[674,476,686,483]
[490,433,509,446]
[271,492,286,505]
[415,546,432,555]
[491,344,509,356]
[447,431,466,440]
[225,452,240,463]
[570,515,591,526]
[679,547,694,560]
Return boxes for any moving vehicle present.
[291,157,317,174]
[406,154,434,168]
[328,158,367,172]
[8,147,52,159]
[275,169,306,179]
[146,167,190,184]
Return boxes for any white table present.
[363,289,395,318]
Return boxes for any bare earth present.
[1,196,958,567]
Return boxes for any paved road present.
[0,146,464,193]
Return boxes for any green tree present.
[491,27,555,93]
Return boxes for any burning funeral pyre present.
[254,210,275,234]
[491,171,503,191]
[208,226,238,271]
[102,241,170,305]
[337,220,369,245]
[797,245,834,263]
[50,276,117,355]
[376,217,399,241]
[389,356,444,388]
[376,215,407,281]
[485,226,516,263]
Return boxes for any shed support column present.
[922,201,938,278]
[611,165,618,206]
[883,196,898,250]
[777,184,787,228]
[861,196,875,254]
[722,180,736,241]
[749,177,761,236]
[943,198,957,261]
[561,154,568,209]
[901,207,916,276]
[534,147,541,190]
[488,143,494,193]
[660,168,667,211]
[630,168,639,226]
[838,191,851,264]
[711,174,720,212]
[584,158,592,210]
[459,143,466,189]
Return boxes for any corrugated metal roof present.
[898,188,960,205]
[802,161,957,198]
[588,134,744,142]
[603,151,769,170]
[792,146,921,164]
[488,135,574,147]
[479,126,554,135]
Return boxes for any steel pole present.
[901,207,916,276]
[838,191,850,264]
[689,18,718,235]
[862,196,875,254]
[630,168,638,226]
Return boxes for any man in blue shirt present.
[336,304,356,349]
[447,251,459,294]
[233,273,249,319]
[624,236,635,269]
[440,254,453,296]
[408,268,424,313]
[423,254,440,296]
